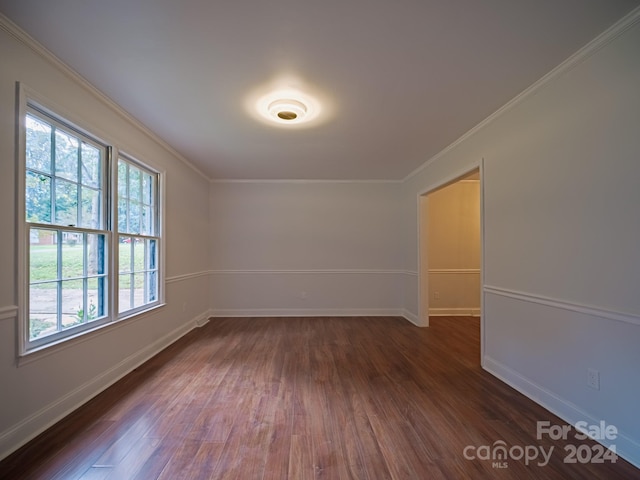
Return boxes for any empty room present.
[1,1,639,478]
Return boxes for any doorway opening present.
[418,166,483,362]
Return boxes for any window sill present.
[18,303,166,367]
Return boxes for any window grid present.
[117,157,160,316]
[25,106,110,347]
[28,228,109,338]
[26,113,103,231]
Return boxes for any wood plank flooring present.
[0,316,638,479]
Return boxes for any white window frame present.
[17,84,165,359]
[116,155,163,318]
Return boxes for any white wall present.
[402,15,640,466]
[209,181,406,316]
[0,21,211,459]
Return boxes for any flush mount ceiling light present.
[254,89,321,126]
[268,98,307,121]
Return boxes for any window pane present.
[118,160,127,197]
[129,202,141,234]
[147,271,157,302]
[26,114,51,173]
[118,197,128,232]
[87,277,105,321]
[61,233,83,278]
[129,166,141,202]
[143,173,153,205]
[98,275,108,318]
[81,142,101,188]
[55,180,78,226]
[55,130,79,182]
[81,187,101,229]
[133,273,145,308]
[87,234,106,276]
[61,279,84,328]
[30,282,57,340]
[119,274,132,313]
[119,237,131,273]
[147,239,157,270]
[141,205,153,235]
[119,273,132,289]
[26,172,51,223]
[30,229,57,282]
[133,237,144,271]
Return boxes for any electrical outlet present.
[300,291,308,300]
[587,368,600,390]
[434,291,440,300]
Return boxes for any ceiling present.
[1,1,638,181]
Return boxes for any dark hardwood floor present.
[0,316,638,479]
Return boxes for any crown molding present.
[403,6,640,183]
[0,13,209,182]
[3,5,638,185]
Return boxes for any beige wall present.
[426,179,480,315]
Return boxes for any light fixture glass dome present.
[268,99,307,121]
[254,89,320,126]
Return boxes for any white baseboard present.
[429,307,480,316]
[484,356,640,469]
[209,308,423,327]
[209,308,404,318]
[0,309,211,462]
[401,309,421,326]
[196,310,212,327]
[209,308,421,329]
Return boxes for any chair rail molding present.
[0,305,18,323]
[484,285,640,327]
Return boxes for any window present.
[117,157,159,315]
[21,98,163,354]
[25,109,109,347]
